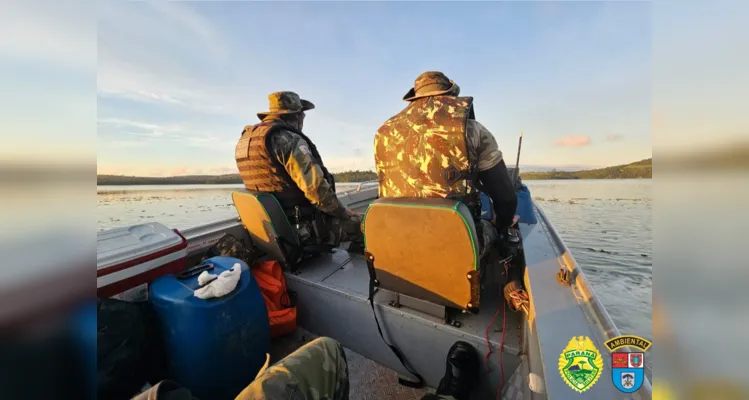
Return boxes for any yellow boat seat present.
[232,191,335,271]
[363,197,481,311]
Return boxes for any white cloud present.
[98,117,237,154]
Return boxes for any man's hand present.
[511,215,520,227]
[345,209,361,218]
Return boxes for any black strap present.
[176,262,214,280]
[364,252,425,388]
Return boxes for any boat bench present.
[363,198,482,312]
[232,191,335,272]
[233,192,484,313]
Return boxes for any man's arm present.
[479,160,518,229]
[467,120,518,229]
[271,131,349,219]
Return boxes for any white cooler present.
[97,222,188,299]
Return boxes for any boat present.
[96,176,652,400]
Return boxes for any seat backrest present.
[232,191,300,268]
[363,197,480,310]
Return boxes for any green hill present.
[97,160,653,185]
[519,158,652,180]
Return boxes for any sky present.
[2,1,746,177]
[97,1,654,176]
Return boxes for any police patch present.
[605,335,651,393]
[558,336,603,392]
[298,144,311,156]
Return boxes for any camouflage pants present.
[237,337,458,400]
[236,337,349,400]
[330,215,364,245]
[301,215,364,247]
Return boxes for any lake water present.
[97,179,653,342]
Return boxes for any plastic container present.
[149,256,270,400]
[515,184,538,224]
[480,192,494,221]
[97,222,187,298]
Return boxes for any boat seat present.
[363,198,481,312]
[232,191,333,271]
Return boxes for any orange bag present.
[251,260,297,338]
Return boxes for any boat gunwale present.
[534,203,652,398]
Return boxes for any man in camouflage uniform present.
[134,336,479,400]
[374,71,518,258]
[235,91,363,249]
[131,337,348,400]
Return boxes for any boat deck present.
[282,247,526,399]
[270,327,430,399]
[170,185,652,399]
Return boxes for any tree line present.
[97,170,379,185]
[519,159,652,180]
[97,160,652,185]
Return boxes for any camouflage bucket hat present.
[403,71,461,102]
[257,91,315,120]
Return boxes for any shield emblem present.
[611,352,645,393]
[629,353,643,368]
[621,372,636,388]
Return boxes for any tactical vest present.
[235,120,335,212]
[374,95,481,212]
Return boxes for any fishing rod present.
[512,131,523,184]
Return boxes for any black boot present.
[436,341,480,400]
[347,240,365,255]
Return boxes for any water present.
[526,179,652,341]
[97,180,652,341]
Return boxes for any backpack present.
[251,260,297,338]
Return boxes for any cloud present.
[606,133,624,142]
[97,164,238,177]
[209,166,238,175]
[555,135,592,147]
[97,1,253,116]
[98,117,237,152]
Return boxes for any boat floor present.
[270,326,530,400]
[274,246,528,399]
[270,327,430,399]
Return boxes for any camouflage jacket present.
[374,96,503,201]
[268,128,347,219]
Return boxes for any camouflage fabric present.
[202,233,261,265]
[132,337,458,400]
[294,213,364,251]
[269,129,348,219]
[236,120,305,197]
[256,91,315,121]
[403,71,461,101]
[374,95,476,199]
[235,337,350,400]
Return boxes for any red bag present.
[251,261,297,338]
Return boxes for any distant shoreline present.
[98,159,652,185]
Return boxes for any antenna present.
[512,131,523,183]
